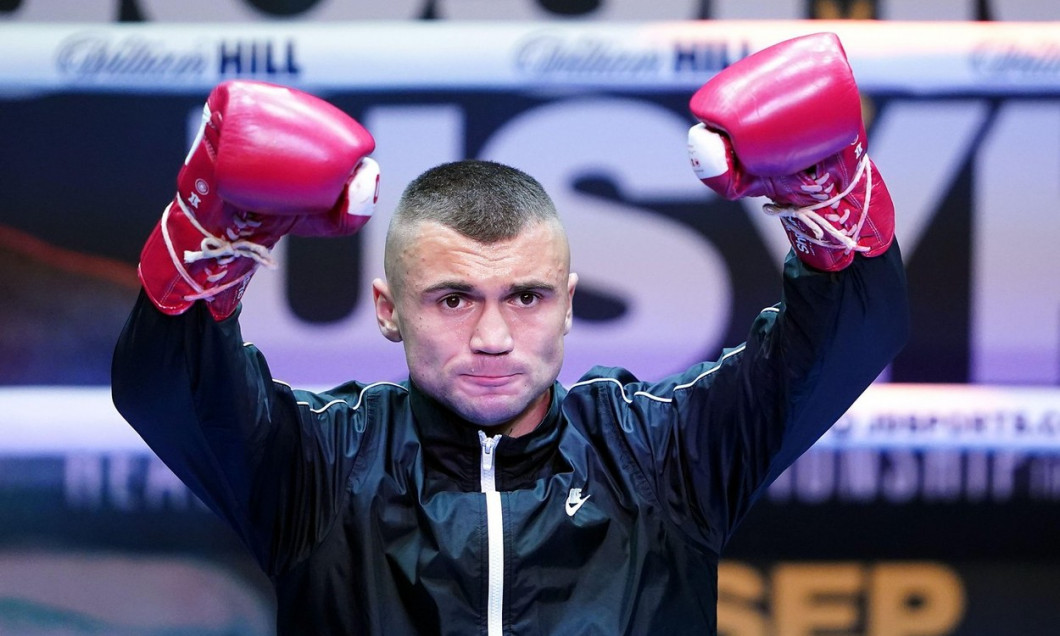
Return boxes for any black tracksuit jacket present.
[112,244,908,635]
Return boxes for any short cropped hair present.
[384,160,563,287]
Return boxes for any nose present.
[470,302,514,355]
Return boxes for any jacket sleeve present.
[111,291,364,575]
[621,242,909,552]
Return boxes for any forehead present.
[397,220,569,293]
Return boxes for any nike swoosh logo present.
[565,488,590,517]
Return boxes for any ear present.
[563,272,578,336]
[372,278,403,343]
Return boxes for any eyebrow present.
[512,281,558,294]
[420,280,558,296]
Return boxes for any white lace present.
[762,154,872,254]
[161,196,277,303]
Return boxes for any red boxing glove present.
[687,32,893,272]
[139,80,379,320]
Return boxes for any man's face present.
[373,220,577,435]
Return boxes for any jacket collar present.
[408,381,568,492]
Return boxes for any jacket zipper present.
[478,430,504,636]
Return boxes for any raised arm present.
[622,33,909,550]
[112,81,379,569]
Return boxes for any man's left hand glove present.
[687,32,894,272]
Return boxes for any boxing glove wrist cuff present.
[176,200,276,271]
[763,153,873,256]
[157,199,275,306]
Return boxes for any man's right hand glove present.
[687,32,893,272]
[139,80,379,320]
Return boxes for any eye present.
[441,294,465,310]
[515,292,539,307]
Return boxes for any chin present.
[453,395,527,427]
[460,405,521,428]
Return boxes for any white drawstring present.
[183,234,275,268]
[763,154,873,255]
[162,195,277,304]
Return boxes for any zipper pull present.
[478,430,502,493]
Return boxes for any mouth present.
[461,373,519,388]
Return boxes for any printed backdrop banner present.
[2,384,1060,634]
[0,0,1057,23]
[1,21,1059,387]
[0,21,1058,95]
[2,20,1060,635]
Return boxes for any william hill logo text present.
[218,39,301,78]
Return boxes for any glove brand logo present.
[56,33,207,82]
[195,179,209,196]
